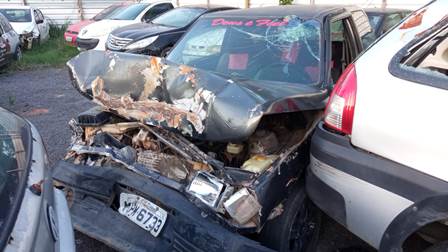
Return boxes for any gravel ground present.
[0,67,374,252]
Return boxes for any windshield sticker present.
[211,18,288,27]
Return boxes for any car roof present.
[364,8,411,14]
[204,4,355,19]
[0,5,32,10]
[179,4,235,10]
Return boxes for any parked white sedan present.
[307,0,448,251]
[0,6,50,49]
[77,1,174,51]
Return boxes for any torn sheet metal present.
[67,50,328,141]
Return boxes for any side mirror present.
[36,19,43,24]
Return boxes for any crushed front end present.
[53,50,326,251]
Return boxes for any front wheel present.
[259,183,321,252]
[14,46,22,61]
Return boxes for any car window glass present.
[367,14,382,31]
[383,13,402,33]
[108,4,149,20]
[143,3,173,22]
[37,9,44,21]
[152,8,206,28]
[400,26,448,84]
[0,9,32,23]
[168,17,322,85]
[0,111,31,228]
[93,4,123,21]
[33,10,42,22]
[351,10,372,38]
[0,16,10,32]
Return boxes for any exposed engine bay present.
[65,108,320,227]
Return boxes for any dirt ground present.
[0,67,374,252]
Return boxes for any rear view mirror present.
[36,19,43,24]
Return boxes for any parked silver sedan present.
[0,107,75,252]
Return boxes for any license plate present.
[118,193,167,237]
[65,36,72,42]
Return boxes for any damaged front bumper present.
[53,161,273,252]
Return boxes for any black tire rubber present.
[14,46,22,61]
[424,241,448,252]
[259,182,321,252]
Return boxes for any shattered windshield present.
[167,16,322,85]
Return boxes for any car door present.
[141,3,173,22]
[33,9,49,41]
[328,14,361,85]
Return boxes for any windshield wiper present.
[210,71,250,82]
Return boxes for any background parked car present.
[307,1,448,251]
[0,13,21,64]
[76,1,174,51]
[0,6,50,49]
[362,7,411,47]
[107,5,236,56]
[64,2,132,47]
[0,107,75,251]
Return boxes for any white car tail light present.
[324,64,357,135]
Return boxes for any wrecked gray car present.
[53,5,370,252]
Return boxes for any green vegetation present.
[9,24,78,71]
[279,0,293,5]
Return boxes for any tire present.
[424,241,448,252]
[14,46,22,61]
[160,46,172,57]
[259,183,321,252]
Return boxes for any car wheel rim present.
[288,201,318,252]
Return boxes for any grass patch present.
[8,25,78,71]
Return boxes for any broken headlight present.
[187,172,224,208]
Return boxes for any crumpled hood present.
[67,50,328,141]
[111,22,176,41]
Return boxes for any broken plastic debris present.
[241,155,278,173]
[224,188,261,225]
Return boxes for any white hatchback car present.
[77,1,174,51]
[0,6,50,49]
[306,0,448,251]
